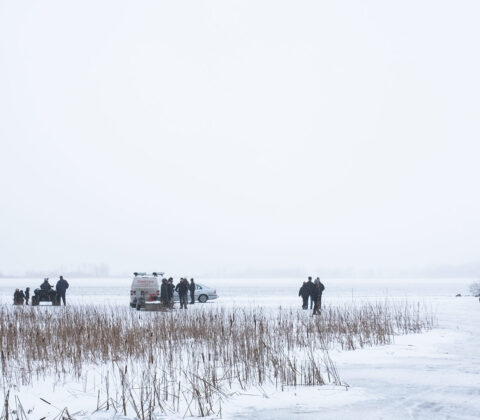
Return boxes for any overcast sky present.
[1,1,479,276]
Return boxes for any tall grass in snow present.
[0,302,434,418]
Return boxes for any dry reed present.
[0,302,435,418]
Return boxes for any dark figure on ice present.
[167,278,175,306]
[176,278,189,309]
[13,289,25,305]
[160,278,169,306]
[189,278,196,304]
[41,278,57,300]
[40,278,53,291]
[312,278,325,316]
[304,277,315,309]
[25,287,30,305]
[55,275,69,306]
[298,282,309,309]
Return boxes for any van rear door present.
[133,276,157,295]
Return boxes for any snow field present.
[0,301,434,419]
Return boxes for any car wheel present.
[130,303,136,308]
[198,294,208,303]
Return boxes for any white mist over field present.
[1,1,480,276]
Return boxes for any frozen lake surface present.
[0,276,473,306]
[1,276,479,419]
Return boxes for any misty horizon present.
[1,1,479,276]
[1,261,479,280]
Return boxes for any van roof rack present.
[152,272,165,277]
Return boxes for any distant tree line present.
[0,263,110,278]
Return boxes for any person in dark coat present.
[13,289,20,304]
[167,278,175,307]
[160,278,169,306]
[13,289,25,305]
[55,275,69,306]
[25,287,30,305]
[311,284,320,315]
[298,282,309,309]
[40,278,53,291]
[189,278,196,304]
[38,278,57,302]
[304,277,315,309]
[175,278,189,309]
[312,278,325,315]
[316,277,325,309]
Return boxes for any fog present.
[1,1,479,277]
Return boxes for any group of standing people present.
[13,287,30,305]
[299,276,325,315]
[160,277,196,309]
[13,276,69,306]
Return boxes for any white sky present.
[1,1,479,275]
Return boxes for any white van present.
[130,272,163,308]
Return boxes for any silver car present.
[174,282,218,303]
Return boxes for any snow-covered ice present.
[0,277,478,419]
[225,297,480,420]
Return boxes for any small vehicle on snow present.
[31,289,60,306]
[176,282,218,303]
